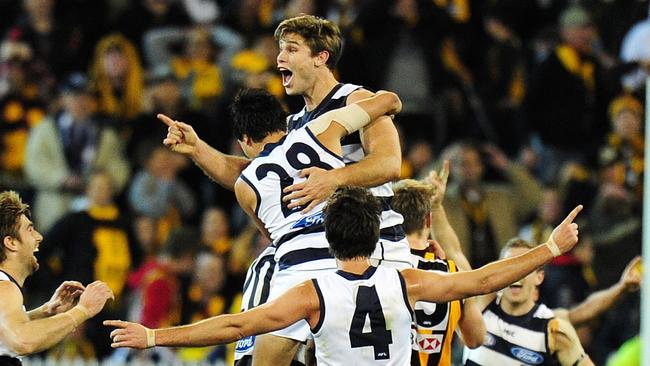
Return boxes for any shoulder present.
[0,281,24,308]
[347,88,374,103]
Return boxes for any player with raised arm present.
[106,186,583,366]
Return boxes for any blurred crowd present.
[0,0,646,365]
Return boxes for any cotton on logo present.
[416,334,443,354]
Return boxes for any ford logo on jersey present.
[510,347,544,364]
[235,336,255,353]
[291,211,324,229]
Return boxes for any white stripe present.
[483,310,548,352]
[332,84,362,99]
[464,345,527,365]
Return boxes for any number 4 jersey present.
[311,265,413,366]
[239,126,343,271]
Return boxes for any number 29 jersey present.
[239,126,344,270]
[311,266,413,366]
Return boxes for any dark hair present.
[230,88,287,142]
[324,187,381,260]
[0,191,30,263]
[392,179,434,235]
[274,14,342,69]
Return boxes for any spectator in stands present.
[441,141,543,267]
[24,72,129,231]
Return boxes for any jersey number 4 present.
[349,285,393,360]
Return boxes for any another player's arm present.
[548,318,594,366]
[0,281,112,355]
[403,205,582,305]
[427,160,471,271]
[555,256,642,327]
[106,281,320,349]
[158,113,250,191]
[456,298,486,349]
[234,178,271,241]
[283,89,402,212]
[27,281,85,320]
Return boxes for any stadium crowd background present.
[0,0,646,364]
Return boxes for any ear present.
[424,212,432,230]
[314,50,330,67]
[534,269,545,286]
[242,135,254,147]
[3,236,18,252]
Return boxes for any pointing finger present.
[157,113,175,127]
[562,205,583,225]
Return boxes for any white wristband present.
[146,327,156,348]
[546,236,562,257]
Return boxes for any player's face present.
[14,214,43,274]
[277,33,318,96]
[500,247,543,306]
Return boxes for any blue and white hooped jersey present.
[239,127,344,270]
[287,83,405,240]
[463,298,556,365]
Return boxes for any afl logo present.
[510,347,544,364]
[235,336,255,353]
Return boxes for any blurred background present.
[0,0,646,364]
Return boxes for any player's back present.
[409,249,461,366]
[239,127,344,271]
[311,265,413,366]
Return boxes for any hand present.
[428,240,446,259]
[158,113,200,156]
[482,144,509,170]
[549,205,583,254]
[282,167,341,213]
[426,160,450,207]
[77,281,114,317]
[44,281,85,315]
[619,255,642,292]
[104,320,150,349]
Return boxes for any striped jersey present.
[234,246,276,360]
[0,270,23,359]
[239,127,343,271]
[463,298,557,365]
[409,249,461,366]
[312,266,413,366]
[287,83,406,240]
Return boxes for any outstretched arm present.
[158,114,250,191]
[0,281,113,355]
[283,89,402,213]
[556,256,642,327]
[106,281,319,349]
[403,206,583,305]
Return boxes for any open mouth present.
[278,68,293,87]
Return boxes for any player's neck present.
[336,257,372,275]
[254,131,288,156]
[0,261,27,287]
[302,71,339,111]
[500,298,536,317]
[406,231,428,250]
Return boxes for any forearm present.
[26,305,50,320]
[333,150,400,188]
[431,205,472,271]
[467,244,553,296]
[457,298,486,348]
[191,139,250,191]
[155,313,264,347]
[12,306,88,355]
[568,283,627,327]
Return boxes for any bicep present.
[348,90,400,156]
[402,269,459,305]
